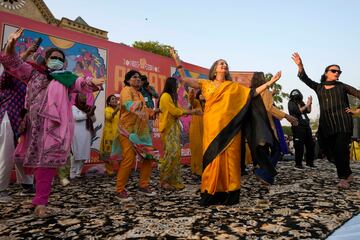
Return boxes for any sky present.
[44,0,360,121]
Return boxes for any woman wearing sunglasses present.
[292,52,360,189]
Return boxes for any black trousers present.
[322,133,352,179]
[292,126,315,166]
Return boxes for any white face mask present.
[47,59,64,71]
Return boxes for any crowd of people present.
[0,28,360,217]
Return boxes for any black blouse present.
[298,69,360,136]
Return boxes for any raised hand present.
[169,48,181,67]
[5,27,24,55]
[169,47,186,79]
[255,71,281,96]
[20,43,39,60]
[307,96,313,105]
[270,71,282,84]
[291,52,303,68]
[26,44,39,55]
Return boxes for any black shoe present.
[306,163,316,168]
[294,165,304,170]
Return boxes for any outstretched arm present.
[291,52,304,73]
[170,48,201,89]
[254,71,282,96]
[291,52,318,90]
[0,28,34,83]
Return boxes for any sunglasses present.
[49,56,64,62]
[327,69,342,74]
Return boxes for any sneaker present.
[294,165,304,170]
[60,178,70,187]
[337,179,350,189]
[138,187,157,197]
[0,191,12,203]
[20,188,35,196]
[116,190,133,202]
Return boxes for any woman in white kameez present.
[70,93,96,179]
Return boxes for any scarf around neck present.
[26,62,78,88]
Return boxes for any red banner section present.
[0,11,209,163]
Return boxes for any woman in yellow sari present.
[170,49,282,206]
[99,94,120,175]
[189,89,205,176]
[159,77,200,190]
[116,70,157,201]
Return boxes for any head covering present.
[289,89,303,103]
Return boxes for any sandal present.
[34,205,53,218]
[346,174,354,183]
[337,179,350,189]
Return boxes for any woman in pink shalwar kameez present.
[0,28,104,217]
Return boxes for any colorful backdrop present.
[0,11,209,163]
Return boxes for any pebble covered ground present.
[1,159,360,239]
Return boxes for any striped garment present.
[298,70,360,137]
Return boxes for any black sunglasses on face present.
[328,69,342,74]
[49,56,64,62]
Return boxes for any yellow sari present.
[199,79,252,206]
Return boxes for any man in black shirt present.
[288,89,315,169]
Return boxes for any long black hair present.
[158,77,178,107]
[320,64,341,83]
[195,89,205,109]
[106,94,116,106]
